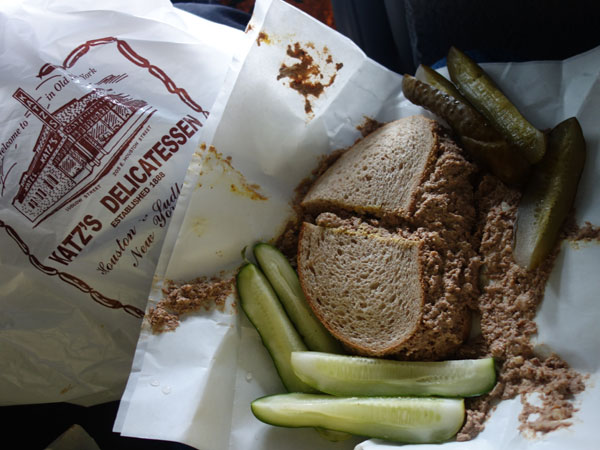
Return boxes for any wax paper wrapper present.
[115,0,600,448]
[0,0,243,406]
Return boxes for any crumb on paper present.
[563,217,600,242]
[147,276,235,333]
[356,116,384,137]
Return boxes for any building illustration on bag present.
[11,87,155,225]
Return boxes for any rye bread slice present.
[297,222,426,356]
[301,115,441,220]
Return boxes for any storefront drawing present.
[12,87,155,225]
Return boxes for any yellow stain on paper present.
[191,217,208,236]
[60,384,75,395]
[229,183,268,201]
[195,144,268,201]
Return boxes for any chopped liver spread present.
[393,134,479,360]
[456,175,587,440]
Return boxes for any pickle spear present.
[415,64,469,105]
[237,263,317,393]
[402,72,529,185]
[253,243,343,354]
[403,73,496,142]
[513,117,586,269]
[447,46,547,164]
[252,393,465,444]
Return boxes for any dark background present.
[3,1,600,448]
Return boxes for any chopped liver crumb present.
[356,116,384,137]
[147,276,234,333]
[563,217,600,242]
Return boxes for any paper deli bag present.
[0,0,244,406]
[115,0,600,448]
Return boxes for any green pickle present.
[415,64,467,103]
[237,260,351,441]
[402,72,529,185]
[251,393,465,444]
[447,46,547,164]
[253,243,343,354]
[403,73,496,141]
[513,117,586,269]
[236,263,316,393]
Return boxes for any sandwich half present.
[302,115,440,221]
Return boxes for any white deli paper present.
[116,0,600,449]
[0,0,243,406]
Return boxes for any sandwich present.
[297,115,478,360]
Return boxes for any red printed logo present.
[1,37,209,317]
